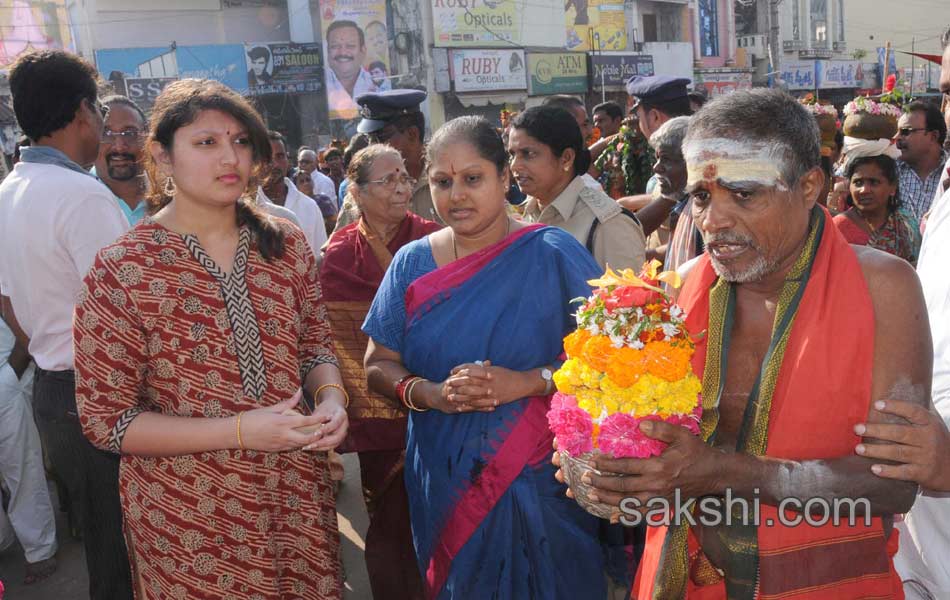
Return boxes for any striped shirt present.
[898,150,949,222]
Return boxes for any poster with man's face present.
[319,0,391,121]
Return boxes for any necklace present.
[453,217,511,260]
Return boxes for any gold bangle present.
[405,378,429,412]
[236,412,245,451]
[315,383,350,408]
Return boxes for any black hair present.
[368,60,387,73]
[9,50,99,141]
[327,20,365,47]
[592,101,623,120]
[687,90,708,109]
[542,94,586,113]
[834,129,844,150]
[426,116,509,175]
[510,106,591,176]
[145,79,285,260]
[247,46,270,61]
[101,94,148,127]
[905,100,947,146]
[639,96,692,120]
[391,110,426,140]
[943,24,950,48]
[267,130,286,146]
[343,133,370,170]
[845,154,901,213]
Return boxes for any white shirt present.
[326,67,378,120]
[895,157,950,599]
[310,169,336,199]
[257,178,326,255]
[919,157,950,414]
[0,162,129,371]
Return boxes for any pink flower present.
[597,413,667,458]
[666,411,701,436]
[547,396,594,456]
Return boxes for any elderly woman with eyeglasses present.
[319,143,440,600]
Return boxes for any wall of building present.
[70,1,295,59]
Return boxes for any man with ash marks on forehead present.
[571,89,929,599]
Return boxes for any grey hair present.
[683,88,820,186]
[648,116,691,157]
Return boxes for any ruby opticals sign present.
[451,49,527,93]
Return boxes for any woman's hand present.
[302,393,349,452]
[855,399,950,492]
[423,361,537,414]
[239,390,331,452]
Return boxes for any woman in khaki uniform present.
[508,106,647,271]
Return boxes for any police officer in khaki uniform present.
[335,89,442,231]
[510,105,646,270]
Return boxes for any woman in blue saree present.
[363,117,608,599]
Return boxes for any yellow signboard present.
[565,0,627,52]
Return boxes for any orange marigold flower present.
[642,341,692,381]
[582,335,617,372]
[564,329,591,359]
[603,346,644,387]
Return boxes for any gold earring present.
[163,176,177,197]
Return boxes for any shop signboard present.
[451,49,527,92]
[527,52,588,95]
[589,54,654,89]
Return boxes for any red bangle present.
[395,374,417,407]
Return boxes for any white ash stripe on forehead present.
[684,137,789,191]
[683,137,787,164]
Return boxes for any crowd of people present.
[0,27,948,599]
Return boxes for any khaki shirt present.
[334,177,442,233]
[522,176,646,270]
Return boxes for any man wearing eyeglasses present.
[0,50,132,598]
[895,101,947,223]
[94,95,148,225]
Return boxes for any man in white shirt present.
[257,131,327,254]
[297,148,337,198]
[325,20,378,120]
[891,27,950,600]
[0,50,132,598]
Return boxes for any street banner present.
[244,43,324,96]
[319,0,391,121]
[816,59,862,89]
[123,77,178,111]
[565,0,626,52]
[695,72,752,97]
[779,60,817,90]
[96,45,249,94]
[0,0,75,69]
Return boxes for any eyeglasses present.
[897,127,927,137]
[368,127,397,144]
[101,129,144,144]
[366,173,416,190]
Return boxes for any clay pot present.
[815,113,838,153]
[843,112,898,140]
[558,450,617,519]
